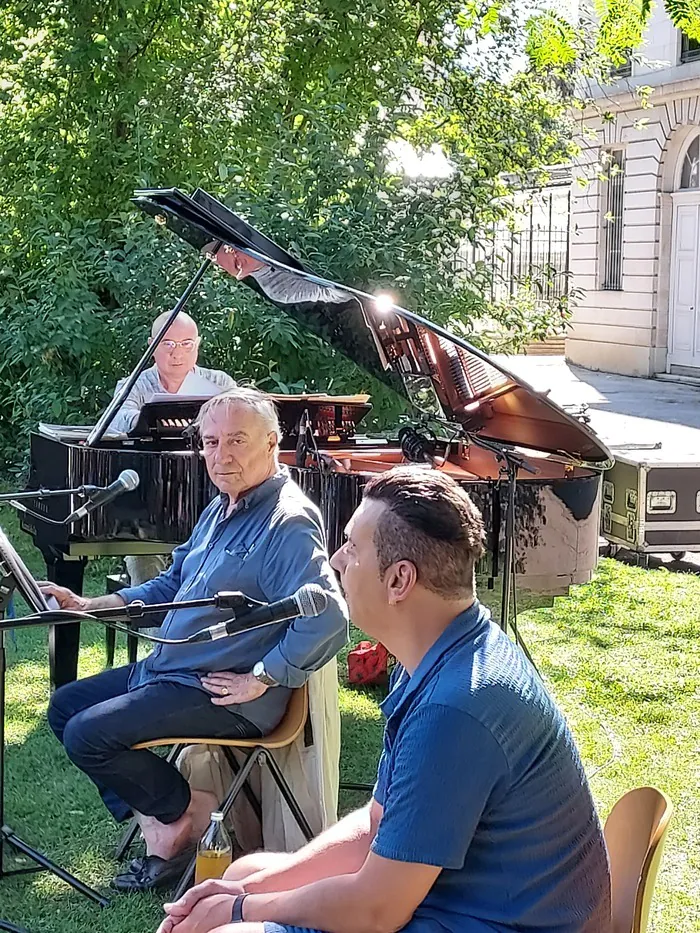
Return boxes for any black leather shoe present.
[111,848,195,892]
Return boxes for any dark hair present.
[363,467,485,599]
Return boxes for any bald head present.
[151,311,198,339]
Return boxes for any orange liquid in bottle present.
[194,848,233,884]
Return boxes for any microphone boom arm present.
[0,594,295,647]
[7,471,140,527]
[2,585,326,646]
[0,485,101,503]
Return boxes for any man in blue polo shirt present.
[158,467,611,933]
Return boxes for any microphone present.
[295,409,310,467]
[189,583,328,643]
[63,470,140,524]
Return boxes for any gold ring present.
[222,687,229,696]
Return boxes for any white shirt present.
[109,364,235,433]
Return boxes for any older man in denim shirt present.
[42,387,348,893]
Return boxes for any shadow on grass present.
[0,708,163,933]
[1,642,181,933]
[522,559,700,657]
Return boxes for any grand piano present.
[20,187,613,688]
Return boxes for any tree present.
[0,0,656,464]
[653,0,699,41]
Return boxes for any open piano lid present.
[133,187,612,469]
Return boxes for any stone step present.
[525,337,566,356]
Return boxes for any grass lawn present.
[0,499,698,932]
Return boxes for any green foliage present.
[665,0,700,42]
[526,13,579,71]
[0,1,652,465]
[525,0,700,81]
[593,0,650,65]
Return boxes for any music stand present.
[0,526,109,930]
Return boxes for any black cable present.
[3,605,302,647]
[5,503,66,527]
[497,526,619,786]
[295,409,310,468]
[441,425,462,463]
[510,557,518,645]
[0,608,192,644]
[586,716,621,781]
[304,413,332,528]
[508,564,539,674]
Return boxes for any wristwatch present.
[252,660,277,687]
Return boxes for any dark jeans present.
[47,664,261,824]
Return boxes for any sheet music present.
[180,370,225,396]
[38,423,125,441]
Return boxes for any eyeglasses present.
[160,339,198,351]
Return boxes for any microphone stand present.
[462,432,539,671]
[3,591,259,635]
[0,486,99,503]
[0,586,260,927]
[0,484,102,528]
[0,483,136,529]
[0,589,109,927]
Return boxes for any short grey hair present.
[151,311,198,338]
[195,386,282,442]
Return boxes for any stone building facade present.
[567,8,700,378]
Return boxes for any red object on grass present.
[347,641,389,686]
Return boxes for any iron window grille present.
[454,185,571,304]
[601,149,625,291]
[610,51,632,78]
[681,33,700,64]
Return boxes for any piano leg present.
[45,555,87,690]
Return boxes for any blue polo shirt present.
[370,600,611,933]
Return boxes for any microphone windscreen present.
[296,583,328,618]
[120,469,140,491]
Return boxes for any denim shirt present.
[119,470,349,732]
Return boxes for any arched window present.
[680,134,700,189]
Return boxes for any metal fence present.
[456,185,571,303]
[601,149,625,291]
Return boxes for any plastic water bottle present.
[194,811,233,884]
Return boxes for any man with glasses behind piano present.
[108,310,236,587]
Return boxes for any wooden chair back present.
[604,786,673,933]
